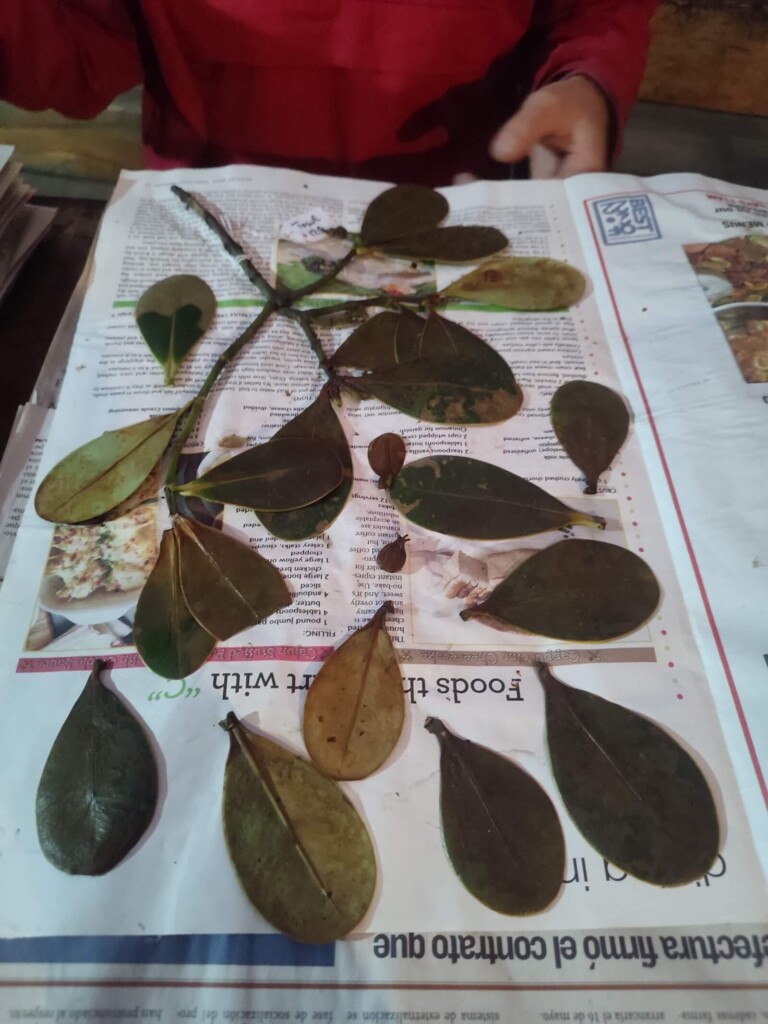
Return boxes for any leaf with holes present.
[35,409,184,524]
[389,456,604,537]
[461,539,660,641]
[221,713,376,943]
[551,380,630,494]
[134,529,216,678]
[36,660,158,875]
[136,275,217,384]
[425,717,564,914]
[175,517,290,640]
[537,662,719,886]
[303,603,404,780]
[444,257,586,309]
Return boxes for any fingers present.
[489,91,557,164]
[452,172,478,185]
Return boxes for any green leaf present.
[425,717,564,915]
[375,226,507,262]
[389,456,605,538]
[134,529,216,679]
[443,257,586,309]
[35,660,158,875]
[461,539,661,641]
[360,184,448,247]
[536,662,720,886]
[330,310,424,370]
[221,713,376,943]
[551,380,630,494]
[349,358,521,425]
[256,389,353,540]
[177,436,343,511]
[35,409,184,524]
[135,274,216,385]
[368,432,406,488]
[175,517,291,640]
[303,602,404,780]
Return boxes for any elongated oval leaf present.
[551,380,630,494]
[303,603,404,780]
[425,717,564,915]
[221,713,376,943]
[134,529,216,678]
[349,357,521,425]
[175,517,291,640]
[360,184,448,247]
[390,456,604,538]
[256,389,353,540]
[536,662,719,886]
[461,539,660,641]
[177,437,343,511]
[444,257,586,310]
[368,432,406,488]
[36,660,158,875]
[375,226,507,262]
[135,275,217,385]
[330,310,424,370]
[35,409,184,524]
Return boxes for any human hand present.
[489,75,611,179]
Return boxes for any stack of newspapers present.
[0,144,56,304]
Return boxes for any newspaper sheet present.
[0,164,765,1017]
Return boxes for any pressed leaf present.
[175,517,291,640]
[536,662,719,886]
[35,409,184,524]
[303,602,404,780]
[425,717,564,915]
[134,529,216,679]
[375,226,507,262]
[376,535,409,573]
[444,257,586,310]
[389,456,605,538]
[360,184,448,247]
[551,380,630,494]
[461,539,660,641]
[177,436,343,511]
[135,274,216,385]
[330,310,424,370]
[368,432,406,488]
[221,712,376,943]
[348,357,521,425]
[256,389,353,540]
[35,660,158,875]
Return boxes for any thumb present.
[489,100,552,163]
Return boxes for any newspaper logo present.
[593,194,661,245]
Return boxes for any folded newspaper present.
[0,163,766,1018]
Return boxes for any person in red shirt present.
[0,1,658,184]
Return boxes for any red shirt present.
[0,0,657,184]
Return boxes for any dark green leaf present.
[135,274,216,385]
[536,662,720,886]
[360,184,448,247]
[35,409,184,524]
[256,389,353,539]
[221,712,376,943]
[443,257,586,309]
[461,539,660,641]
[390,456,605,538]
[376,535,409,573]
[375,226,507,262]
[330,310,424,370]
[35,660,158,875]
[425,717,564,915]
[348,357,521,424]
[303,603,404,780]
[551,380,630,494]
[134,529,216,679]
[177,436,343,511]
[368,432,406,488]
[175,517,291,640]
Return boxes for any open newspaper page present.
[0,165,765,1017]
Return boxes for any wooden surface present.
[0,198,105,454]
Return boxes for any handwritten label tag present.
[280,208,336,244]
